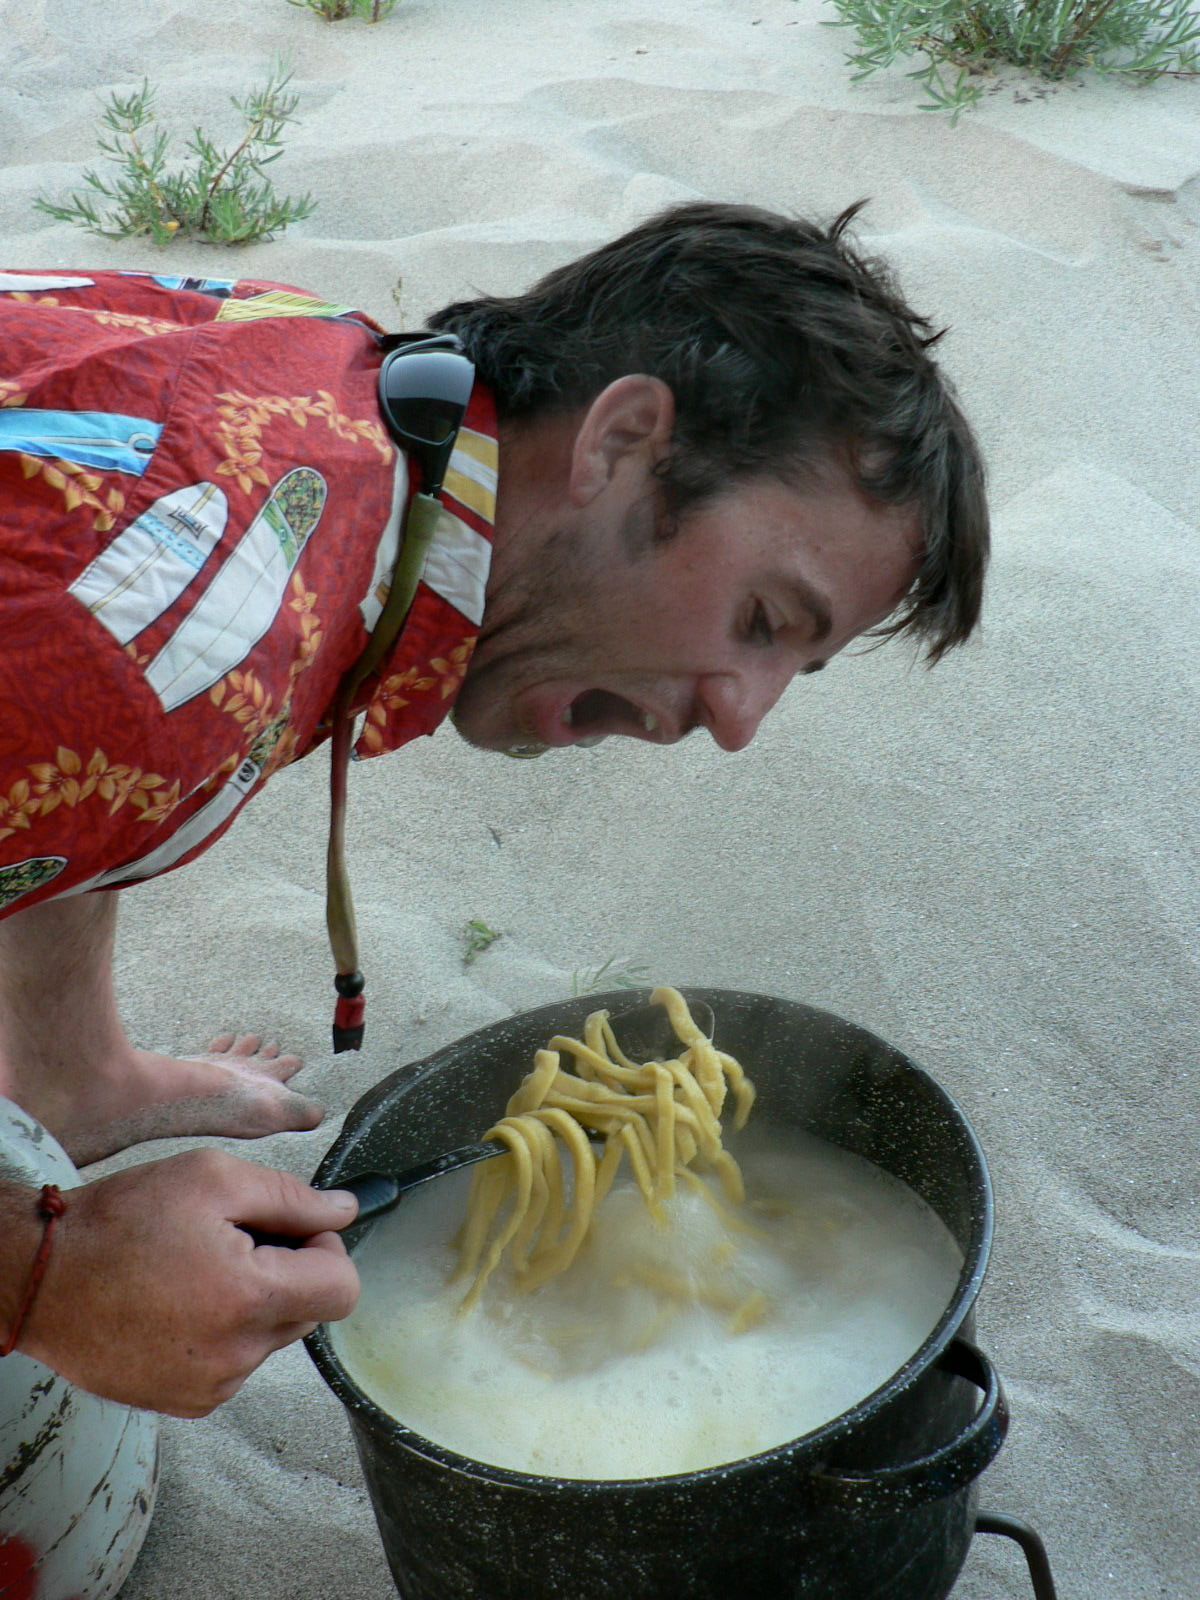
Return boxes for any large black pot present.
[307,989,1007,1600]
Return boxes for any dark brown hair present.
[429,201,989,660]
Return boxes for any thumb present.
[231,1166,360,1238]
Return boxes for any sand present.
[1,0,1197,1594]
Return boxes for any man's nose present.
[694,670,791,753]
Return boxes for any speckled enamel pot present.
[307,990,1005,1600]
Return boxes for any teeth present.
[563,702,657,735]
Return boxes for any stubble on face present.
[451,488,663,751]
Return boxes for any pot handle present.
[806,1338,1008,1514]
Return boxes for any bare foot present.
[47,1034,325,1167]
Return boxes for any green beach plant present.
[35,61,315,245]
[823,0,1200,119]
[570,958,653,997]
[461,918,503,965]
[288,0,397,19]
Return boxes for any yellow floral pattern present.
[214,388,392,497]
[208,573,326,776]
[4,363,125,532]
[63,306,180,336]
[0,748,181,844]
[430,640,475,701]
[359,665,436,755]
[19,452,126,534]
[5,295,178,336]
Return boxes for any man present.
[0,202,988,1419]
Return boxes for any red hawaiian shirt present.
[0,270,498,917]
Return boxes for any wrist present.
[0,1181,68,1357]
[0,1181,46,1349]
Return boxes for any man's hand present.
[15,1149,360,1417]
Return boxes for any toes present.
[282,1092,325,1133]
[198,1033,305,1083]
[263,1053,305,1084]
[207,1032,273,1059]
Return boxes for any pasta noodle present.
[454,987,760,1322]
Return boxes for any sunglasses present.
[377,332,476,497]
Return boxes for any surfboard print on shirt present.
[0,855,68,912]
[0,408,162,476]
[68,481,229,645]
[145,467,327,712]
[0,273,95,292]
[360,454,408,634]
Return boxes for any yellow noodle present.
[729,1291,770,1335]
[619,1121,662,1219]
[454,988,762,1325]
[596,1015,642,1073]
[520,1109,596,1288]
[508,1048,560,1114]
[458,1120,535,1313]
[678,1167,769,1240]
[592,1132,626,1210]
[654,1066,676,1203]
[510,1122,555,1272]
[454,1157,509,1281]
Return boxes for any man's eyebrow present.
[788,578,832,643]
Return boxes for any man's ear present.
[568,376,675,506]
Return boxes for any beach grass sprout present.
[288,0,397,19]
[35,62,316,245]
[823,0,1200,118]
[571,958,653,997]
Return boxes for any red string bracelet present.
[1,1184,67,1358]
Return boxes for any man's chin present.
[449,710,548,759]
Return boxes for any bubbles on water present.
[331,1131,962,1480]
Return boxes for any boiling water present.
[332,1129,963,1480]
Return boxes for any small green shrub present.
[35,62,315,245]
[288,0,397,19]
[462,918,502,965]
[824,0,1200,118]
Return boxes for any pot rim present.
[305,988,994,1493]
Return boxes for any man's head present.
[431,201,988,754]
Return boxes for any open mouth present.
[565,689,661,743]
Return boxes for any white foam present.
[332,1129,963,1480]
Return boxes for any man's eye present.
[748,602,775,646]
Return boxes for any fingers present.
[258,1234,361,1326]
[230,1163,359,1238]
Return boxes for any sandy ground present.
[2,0,1198,1595]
